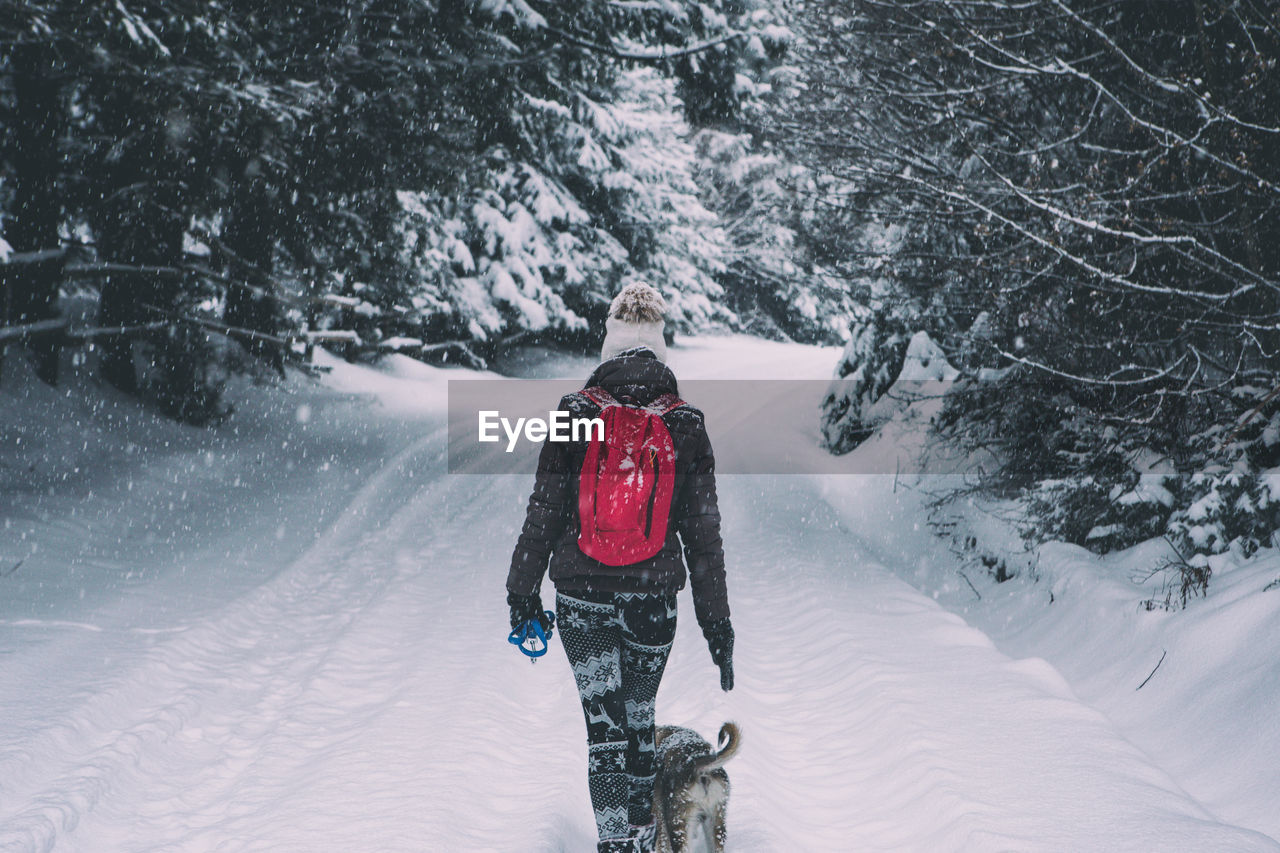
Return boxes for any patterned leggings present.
[556,589,677,845]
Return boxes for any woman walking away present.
[506,283,734,853]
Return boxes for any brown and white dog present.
[652,722,740,853]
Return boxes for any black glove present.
[702,618,734,692]
[507,591,552,634]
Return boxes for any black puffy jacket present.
[506,349,729,625]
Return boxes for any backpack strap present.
[580,386,618,409]
[650,393,687,415]
[582,386,684,414]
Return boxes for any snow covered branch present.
[541,26,745,63]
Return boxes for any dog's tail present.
[692,721,740,773]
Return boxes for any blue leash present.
[508,611,556,661]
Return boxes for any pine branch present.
[541,26,744,63]
[0,318,68,344]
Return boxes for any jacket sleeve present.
[676,418,730,626]
[506,398,575,596]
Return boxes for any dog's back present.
[653,723,740,853]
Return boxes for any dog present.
[652,722,740,853]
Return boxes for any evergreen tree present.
[784,0,1280,569]
[1,0,756,417]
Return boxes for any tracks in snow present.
[2,402,1276,851]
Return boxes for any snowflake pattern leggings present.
[556,589,677,845]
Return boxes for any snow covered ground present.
[884,512,1280,843]
[2,337,1277,851]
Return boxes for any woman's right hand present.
[702,618,734,691]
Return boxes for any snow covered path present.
[2,340,1276,852]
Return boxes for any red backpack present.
[577,387,685,566]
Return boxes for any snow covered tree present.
[2,0,754,415]
[1166,394,1280,568]
[692,129,858,342]
[785,0,1280,571]
[820,305,912,453]
[0,39,66,384]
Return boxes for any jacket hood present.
[584,347,679,405]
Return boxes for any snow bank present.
[924,532,1280,841]
[818,353,1280,843]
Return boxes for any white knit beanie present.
[600,283,668,362]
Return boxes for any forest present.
[4,4,1280,847]
[3,0,1278,577]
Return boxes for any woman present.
[506,283,734,853]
